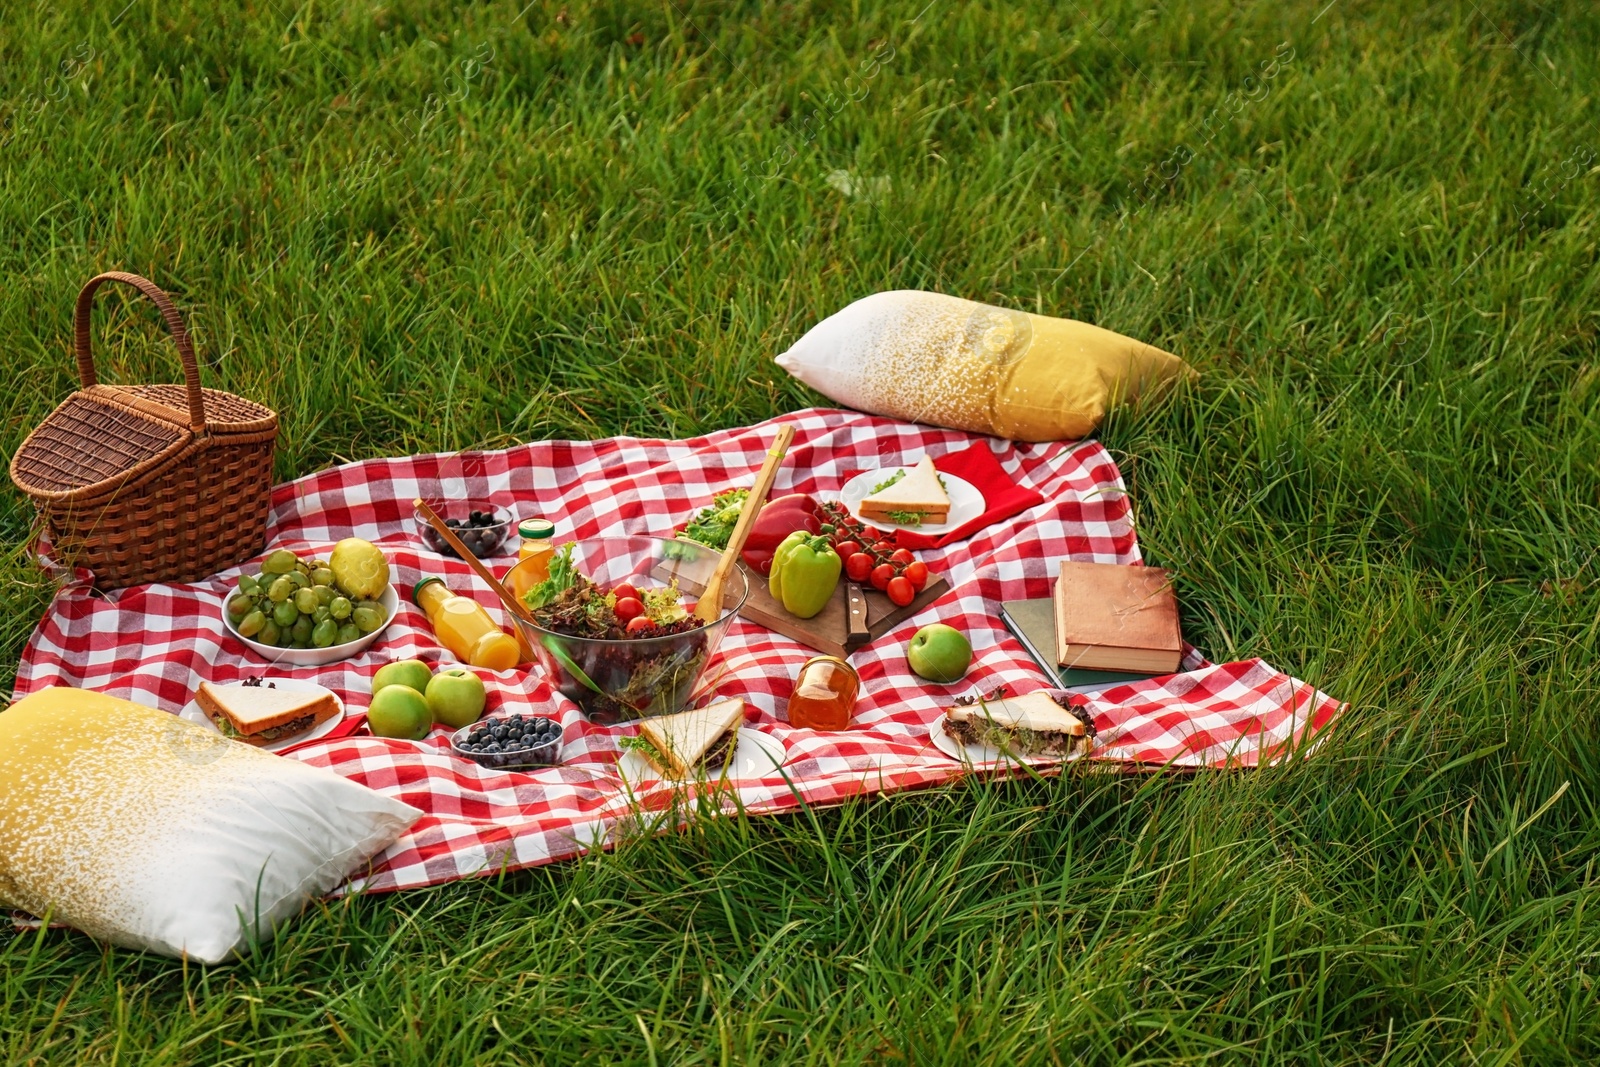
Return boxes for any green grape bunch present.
[225,542,391,650]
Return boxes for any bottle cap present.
[411,576,446,605]
[518,518,556,540]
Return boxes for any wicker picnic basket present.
[8,272,278,589]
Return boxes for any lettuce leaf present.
[523,542,581,611]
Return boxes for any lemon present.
[329,537,390,600]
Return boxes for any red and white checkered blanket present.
[15,409,1343,893]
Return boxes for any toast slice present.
[859,456,950,525]
[634,698,745,778]
[942,690,1096,758]
[195,681,341,747]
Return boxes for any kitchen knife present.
[844,582,871,652]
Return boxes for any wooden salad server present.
[694,424,797,624]
[413,497,537,662]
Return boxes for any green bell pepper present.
[768,532,842,619]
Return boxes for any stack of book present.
[1000,561,1182,692]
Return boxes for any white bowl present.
[222,582,400,667]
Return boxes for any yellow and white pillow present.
[0,686,419,963]
[775,290,1195,441]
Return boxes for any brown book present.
[1053,562,1182,674]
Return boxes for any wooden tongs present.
[694,424,797,623]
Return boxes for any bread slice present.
[634,698,745,778]
[195,681,341,747]
[859,456,950,524]
[942,690,1096,758]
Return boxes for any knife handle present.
[845,583,871,649]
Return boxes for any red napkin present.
[277,712,368,755]
[878,443,1044,549]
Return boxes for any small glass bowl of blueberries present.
[416,502,517,559]
[450,713,563,770]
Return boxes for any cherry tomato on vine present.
[890,548,915,566]
[846,552,875,583]
[870,563,895,591]
[903,560,929,591]
[872,541,897,556]
[835,540,862,560]
[886,576,916,607]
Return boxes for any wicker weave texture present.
[8,272,278,589]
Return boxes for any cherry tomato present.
[890,548,915,566]
[835,539,862,560]
[872,541,897,556]
[886,576,915,607]
[846,552,875,583]
[612,583,640,603]
[614,596,645,622]
[626,615,655,634]
[870,563,895,591]
[903,560,929,591]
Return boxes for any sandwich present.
[859,456,950,525]
[628,698,745,778]
[195,679,341,747]
[941,689,1096,758]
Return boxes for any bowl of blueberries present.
[415,502,517,559]
[450,712,564,770]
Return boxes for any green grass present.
[4,0,1600,1061]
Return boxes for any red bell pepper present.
[741,493,822,574]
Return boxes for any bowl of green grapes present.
[220,542,397,666]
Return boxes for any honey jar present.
[787,655,860,731]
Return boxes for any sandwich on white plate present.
[626,697,745,779]
[195,679,342,747]
[858,455,950,525]
[941,689,1096,758]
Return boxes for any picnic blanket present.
[14,409,1344,893]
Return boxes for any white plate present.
[839,466,985,535]
[928,717,1084,767]
[179,678,347,753]
[615,727,787,789]
[222,581,399,667]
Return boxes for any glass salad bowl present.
[501,536,748,725]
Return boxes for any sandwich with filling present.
[195,679,342,747]
[942,689,1096,757]
[626,697,745,778]
[858,456,950,525]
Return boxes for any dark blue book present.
[999,598,1162,693]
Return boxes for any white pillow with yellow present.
[0,686,419,963]
[775,290,1195,441]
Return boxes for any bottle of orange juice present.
[517,519,556,577]
[412,578,521,670]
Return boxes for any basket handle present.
[74,271,207,435]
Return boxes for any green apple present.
[907,623,972,683]
[426,667,487,728]
[373,658,433,697]
[367,685,432,740]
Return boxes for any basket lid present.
[9,388,193,499]
[119,384,275,434]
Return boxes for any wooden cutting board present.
[658,560,947,660]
